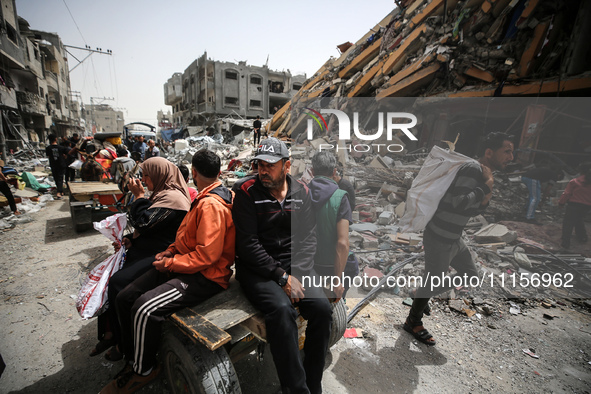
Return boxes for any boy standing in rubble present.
[46,134,70,199]
[404,132,514,345]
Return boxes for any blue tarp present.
[160,128,185,142]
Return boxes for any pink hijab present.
[140,157,191,212]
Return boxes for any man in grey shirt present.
[404,132,514,346]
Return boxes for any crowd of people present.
[16,128,588,393]
[69,137,356,394]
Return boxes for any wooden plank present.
[333,11,396,69]
[376,63,440,98]
[517,21,550,77]
[187,283,260,331]
[337,37,383,79]
[406,0,427,15]
[520,0,540,19]
[409,0,444,28]
[68,182,121,196]
[170,310,232,351]
[273,112,291,138]
[388,53,436,87]
[448,76,591,97]
[301,69,329,92]
[381,24,428,76]
[287,113,308,137]
[240,314,267,342]
[269,101,290,130]
[348,57,388,97]
[464,66,495,82]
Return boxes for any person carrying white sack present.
[404,132,514,346]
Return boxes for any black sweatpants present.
[409,229,479,324]
[237,268,332,394]
[98,253,155,343]
[50,166,65,194]
[116,268,223,374]
[0,181,17,212]
[253,130,261,147]
[561,202,591,247]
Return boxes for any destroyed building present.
[269,0,591,168]
[84,103,124,134]
[0,0,81,160]
[164,51,306,129]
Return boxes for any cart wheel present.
[329,299,347,348]
[161,325,241,394]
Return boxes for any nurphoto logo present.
[305,108,418,153]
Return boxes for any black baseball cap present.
[253,138,290,164]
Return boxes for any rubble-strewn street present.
[1,172,591,393]
[3,0,591,393]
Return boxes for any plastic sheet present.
[76,213,127,319]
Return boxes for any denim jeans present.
[522,176,541,219]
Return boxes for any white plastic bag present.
[76,213,127,319]
[398,146,476,233]
[69,159,83,170]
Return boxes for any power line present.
[62,0,87,45]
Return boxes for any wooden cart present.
[161,281,347,394]
[68,182,123,232]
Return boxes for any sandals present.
[104,345,123,361]
[89,338,116,357]
[403,319,436,346]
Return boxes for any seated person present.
[91,157,191,360]
[178,164,198,202]
[100,150,235,392]
[232,138,331,394]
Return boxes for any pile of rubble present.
[268,0,591,135]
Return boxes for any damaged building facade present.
[84,103,124,134]
[0,0,79,160]
[164,51,306,130]
[270,0,591,168]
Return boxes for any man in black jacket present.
[45,134,70,198]
[232,138,332,394]
[252,115,262,147]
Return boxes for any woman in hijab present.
[90,157,191,359]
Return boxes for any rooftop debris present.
[269,0,591,136]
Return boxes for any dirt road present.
[1,198,590,393]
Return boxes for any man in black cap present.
[232,138,332,394]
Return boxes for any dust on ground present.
[0,198,590,394]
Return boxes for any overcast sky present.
[15,0,395,129]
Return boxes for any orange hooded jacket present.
[164,181,235,288]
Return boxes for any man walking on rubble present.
[252,115,262,147]
[404,132,514,346]
[232,138,332,394]
[100,150,235,394]
[309,151,353,300]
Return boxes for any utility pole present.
[89,97,114,134]
[64,45,112,73]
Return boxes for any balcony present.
[46,72,58,91]
[0,85,17,109]
[16,91,47,115]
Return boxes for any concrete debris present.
[269,0,591,138]
[474,224,518,244]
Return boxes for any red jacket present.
[165,181,235,288]
[559,176,591,206]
